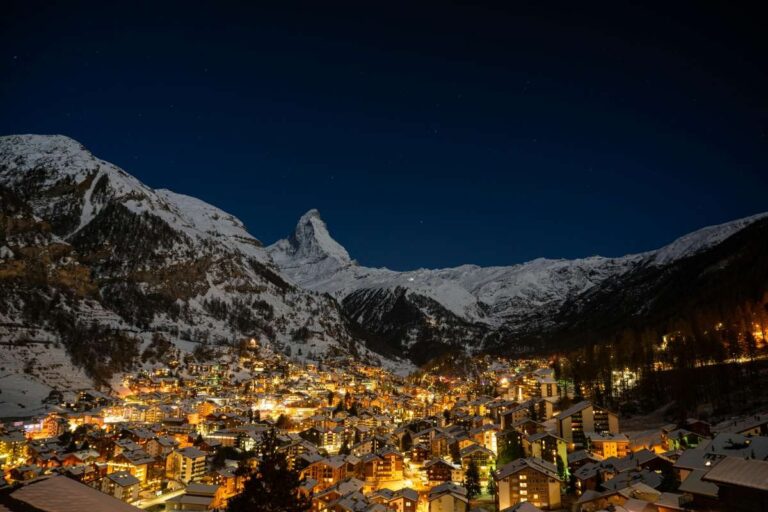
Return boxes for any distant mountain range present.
[1,134,766,413]
[269,205,768,362]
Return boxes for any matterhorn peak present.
[290,209,352,264]
[267,209,354,277]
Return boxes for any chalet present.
[702,456,768,512]
[677,469,719,509]
[425,458,459,485]
[501,405,530,430]
[495,458,562,511]
[110,449,154,484]
[511,418,546,436]
[713,413,768,437]
[311,478,365,512]
[166,447,206,484]
[146,435,179,458]
[523,432,568,467]
[428,482,469,512]
[301,454,360,490]
[411,442,431,464]
[470,423,500,453]
[101,470,140,503]
[459,444,495,480]
[370,487,419,512]
[586,432,630,459]
[360,449,404,485]
[554,401,619,450]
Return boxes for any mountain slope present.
[269,208,768,361]
[0,135,400,414]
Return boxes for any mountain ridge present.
[268,205,768,361]
[1,133,766,413]
[0,134,408,416]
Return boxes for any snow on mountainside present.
[0,134,409,416]
[649,212,768,266]
[268,208,768,352]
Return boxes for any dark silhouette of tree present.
[496,430,522,466]
[464,459,481,500]
[556,455,568,481]
[276,414,292,430]
[450,442,461,465]
[401,432,413,452]
[227,429,311,512]
[486,472,497,498]
[338,439,351,455]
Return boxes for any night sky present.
[1,2,767,270]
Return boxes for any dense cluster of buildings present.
[1,343,767,511]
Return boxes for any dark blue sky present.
[2,2,767,270]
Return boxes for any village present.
[1,339,767,512]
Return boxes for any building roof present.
[107,470,140,487]
[177,446,206,459]
[587,432,629,443]
[185,483,220,496]
[702,456,768,491]
[10,475,142,512]
[554,400,592,420]
[393,488,418,502]
[713,413,768,435]
[495,457,561,481]
[601,469,663,491]
[678,469,719,498]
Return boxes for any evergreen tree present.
[486,471,497,498]
[464,459,481,500]
[227,429,311,512]
[496,430,523,466]
[556,455,568,481]
[338,439,351,455]
[528,402,537,422]
[401,433,413,452]
[276,414,292,430]
[450,442,462,465]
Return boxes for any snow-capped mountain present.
[0,135,403,415]
[269,207,768,361]
[1,133,766,411]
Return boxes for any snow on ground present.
[0,373,54,418]
[0,339,91,418]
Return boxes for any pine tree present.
[464,459,481,500]
[556,455,568,481]
[339,439,351,455]
[486,472,497,498]
[496,430,523,467]
[227,429,311,512]
[450,442,462,465]
[528,402,537,422]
